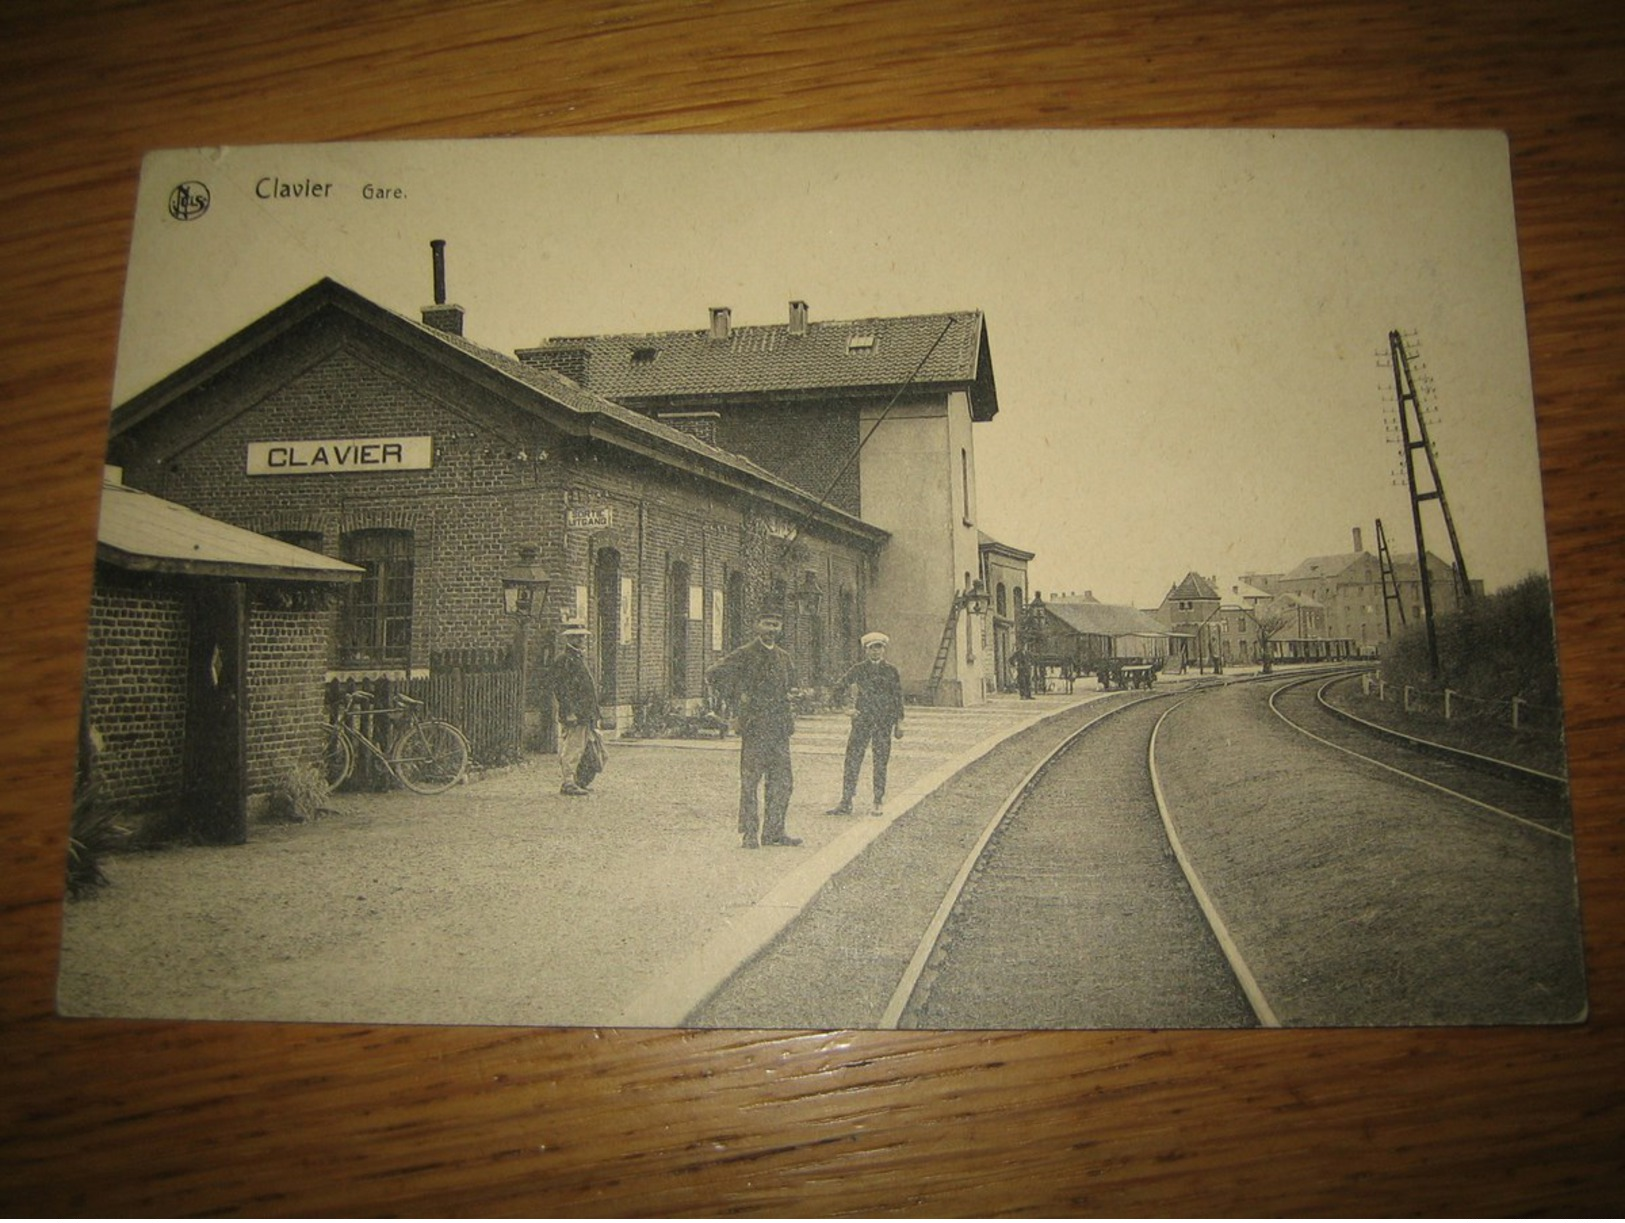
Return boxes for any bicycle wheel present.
[322,723,355,792]
[391,720,469,794]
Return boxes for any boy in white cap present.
[826,631,904,816]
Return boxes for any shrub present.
[261,761,338,824]
[66,779,129,899]
[1381,573,1562,708]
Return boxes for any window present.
[339,529,414,665]
[267,529,323,553]
[961,448,974,525]
[996,583,1007,618]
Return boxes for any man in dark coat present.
[706,600,799,849]
[826,631,905,817]
[549,622,601,796]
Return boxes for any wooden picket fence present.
[325,647,527,769]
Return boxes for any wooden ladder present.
[925,602,962,704]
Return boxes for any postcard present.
[58,131,1584,1029]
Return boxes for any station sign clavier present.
[246,436,433,475]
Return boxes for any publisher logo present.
[168,181,211,221]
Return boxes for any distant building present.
[1025,595,1171,670]
[1249,527,1482,654]
[978,532,1034,693]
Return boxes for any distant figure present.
[706,598,800,849]
[549,622,602,797]
[826,631,905,817]
[1014,648,1034,700]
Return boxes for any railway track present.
[890,694,1261,1029]
[689,670,1585,1030]
[1269,673,1571,841]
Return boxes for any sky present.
[114,131,1551,609]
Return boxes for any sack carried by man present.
[576,726,608,787]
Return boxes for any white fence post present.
[1403,685,1414,712]
[1512,697,1523,730]
[1444,689,1454,720]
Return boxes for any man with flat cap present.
[826,630,905,817]
[549,621,602,797]
[706,597,801,849]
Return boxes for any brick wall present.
[85,571,351,822]
[82,579,189,814]
[115,338,563,671]
[709,399,862,517]
[246,591,343,796]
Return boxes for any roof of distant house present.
[1043,599,1171,639]
[1165,571,1220,602]
[977,530,1036,561]
[1282,550,1445,582]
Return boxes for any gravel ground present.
[55,702,1084,1028]
[58,743,865,1026]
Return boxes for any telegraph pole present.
[1386,329,1473,676]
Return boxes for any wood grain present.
[3,0,1621,1213]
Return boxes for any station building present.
[105,276,892,765]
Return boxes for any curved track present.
[690,671,1586,1030]
[1269,674,1571,842]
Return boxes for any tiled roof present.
[1283,552,1368,581]
[519,310,994,414]
[1167,571,1219,601]
[112,280,886,549]
[420,322,882,543]
[1044,600,1171,639]
[98,478,362,581]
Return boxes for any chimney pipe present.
[709,306,731,341]
[788,300,808,336]
[1352,526,1364,553]
[430,239,447,305]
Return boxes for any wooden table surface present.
[4,2,1621,1214]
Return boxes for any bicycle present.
[322,689,470,795]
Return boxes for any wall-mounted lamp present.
[500,547,552,618]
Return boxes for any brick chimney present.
[421,239,464,337]
[1352,526,1364,553]
[788,300,808,336]
[516,344,590,384]
[709,306,731,340]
